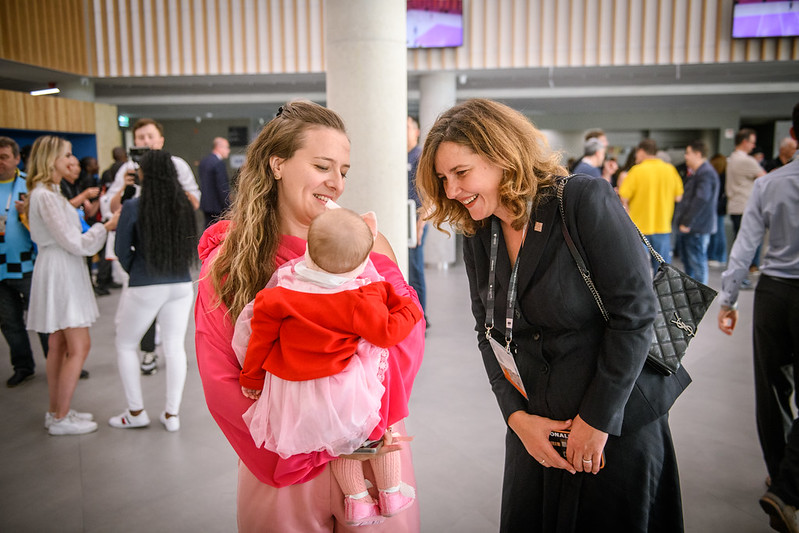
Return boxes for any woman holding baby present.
[194,100,425,532]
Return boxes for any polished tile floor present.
[0,257,780,532]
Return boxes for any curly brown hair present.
[415,99,565,236]
[209,100,347,320]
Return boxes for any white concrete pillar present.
[325,0,408,276]
[418,72,457,267]
[418,72,457,145]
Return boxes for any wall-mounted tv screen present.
[732,0,799,38]
[407,0,463,49]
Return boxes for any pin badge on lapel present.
[534,221,543,232]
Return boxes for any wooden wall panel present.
[94,102,122,170]
[0,89,96,134]
[2,1,797,79]
[412,0,797,71]
[0,0,89,75]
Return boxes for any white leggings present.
[115,282,194,414]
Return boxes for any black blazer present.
[198,153,230,215]
[677,160,720,235]
[463,176,690,436]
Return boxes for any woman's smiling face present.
[434,141,511,224]
[52,142,73,184]
[274,127,351,237]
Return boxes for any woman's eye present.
[315,165,329,172]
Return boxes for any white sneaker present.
[45,409,94,429]
[108,409,151,429]
[160,411,180,432]
[48,412,99,436]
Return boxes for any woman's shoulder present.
[198,220,232,263]
[29,184,62,204]
[30,184,54,196]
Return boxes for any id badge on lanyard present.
[485,216,529,399]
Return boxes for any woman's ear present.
[361,211,378,238]
[269,156,284,179]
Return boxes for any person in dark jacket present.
[415,99,688,533]
[198,137,231,228]
[109,150,197,432]
[677,140,720,284]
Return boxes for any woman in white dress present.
[25,136,120,436]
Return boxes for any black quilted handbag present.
[557,177,718,375]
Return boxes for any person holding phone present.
[107,150,196,433]
[101,119,200,217]
[99,119,201,377]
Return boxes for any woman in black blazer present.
[416,99,688,532]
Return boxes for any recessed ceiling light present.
[30,87,60,96]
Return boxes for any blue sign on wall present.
[0,128,97,171]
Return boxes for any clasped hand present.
[508,411,607,475]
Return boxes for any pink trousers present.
[237,420,420,532]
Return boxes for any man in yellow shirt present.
[619,139,684,273]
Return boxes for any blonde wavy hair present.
[24,135,70,213]
[209,100,347,321]
[416,99,566,236]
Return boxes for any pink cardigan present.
[194,221,425,487]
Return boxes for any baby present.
[234,207,421,526]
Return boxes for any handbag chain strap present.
[556,177,610,323]
[556,176,668,322]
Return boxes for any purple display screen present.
[407,8,463,48]
[732,0,799,38]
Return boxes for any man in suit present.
[677,140,719,284]
[199,137,231,228]
[764,136,797,173]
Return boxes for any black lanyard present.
[485,215,529,348]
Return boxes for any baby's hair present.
[308,209,373,274]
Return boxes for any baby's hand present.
[241,386,261,400]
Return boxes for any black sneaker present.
[94,286,110,296]
[141,352,158,375]
[7,369,34,388]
